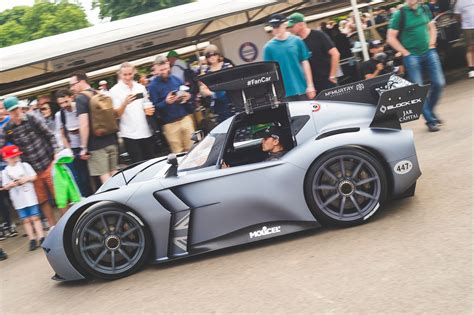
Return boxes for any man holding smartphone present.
[148,55,195,153]
[110,62,156,163]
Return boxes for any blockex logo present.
[384,98,422,111]
[249,226,281,239]
[247,76,271,86]
[379,105,387,113]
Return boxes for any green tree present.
[0,1,90,48]
[93,0,193,21]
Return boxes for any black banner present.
[370,84,429,129]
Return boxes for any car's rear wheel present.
[305,148,387,227]
[72,204,150,280]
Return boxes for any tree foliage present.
[93,0,193,21]
[0,1,90,48]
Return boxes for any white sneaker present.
[469,70,474,79]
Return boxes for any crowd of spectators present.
[0,0,470,259]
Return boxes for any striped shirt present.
[1,113,58,172]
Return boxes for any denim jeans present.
[403,48,446,124]
[70,147,93,197]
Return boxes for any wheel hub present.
[338,180,355,196]
[105,235,121,250]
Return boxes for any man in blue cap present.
[263,13,316,101]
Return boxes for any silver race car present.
[42,62,428,281]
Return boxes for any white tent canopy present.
[1,0,343,95]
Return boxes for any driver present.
[222,126,287,168]
[260,126,287,161]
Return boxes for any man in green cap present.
[288,12,341,92]
[167,50,188,83]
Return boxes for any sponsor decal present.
[356,83,365,91]
[380,98,422,113]
[249,226,281,239]
[324,85,354,97]
[394,160,413,175]
[239,42,259,63]
[247,76,271,87]
[399,109,419,122]
[311,102,321,112]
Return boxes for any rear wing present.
[316,74,429,129]
[198,62,285,114]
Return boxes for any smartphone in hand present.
[134,92,144,99]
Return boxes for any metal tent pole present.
[351,0,370,61]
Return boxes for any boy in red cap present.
[1,145,45,251]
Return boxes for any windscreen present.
[178,134,226,171]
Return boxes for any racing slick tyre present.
[305,147,387,228]
[71,203,151,280]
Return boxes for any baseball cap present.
[1,145,23,159]
[369,39,383,49]
[263,126,284,140]
[3,96,20,111]
[18,100,29,108]
[287,12,305,28]
[167,50,179,58]
[267,14,287,27]
[154,55,168,65]
[99,80,107,85]
[204,44,220,55]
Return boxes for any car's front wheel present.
[71,203,150,280]
[305,148,387,227]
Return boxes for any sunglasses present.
[205,52,219,58]
[69,81,80,87]
[40,107,50,112]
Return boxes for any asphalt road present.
[0,76,472,314]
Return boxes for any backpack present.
[174,64,199,94]
[81,90,118,137]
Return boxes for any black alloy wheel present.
[305,148,387,227]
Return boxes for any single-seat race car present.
[42,62,429,281]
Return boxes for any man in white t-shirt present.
[454,0,474,78]
[110,62,156,163]
[167,50,188,83]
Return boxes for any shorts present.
[88,144,118,176]
[464,29,474,47]
[17,204,40,220]
[33,163,55,204]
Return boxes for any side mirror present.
[191,130,205,143]
[167,153,178,167]
[166,153,178,177]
